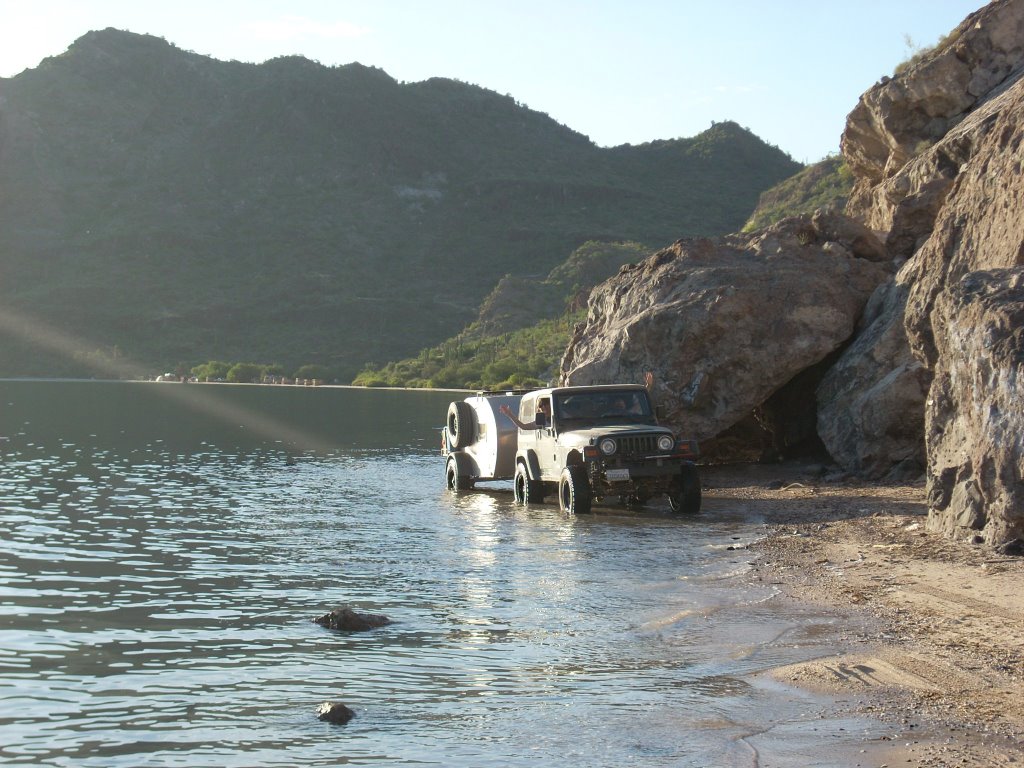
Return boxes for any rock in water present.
[313,605,391,632]
[316,701,355,724]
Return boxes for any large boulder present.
[560,216,889,444]
[816,267,929,478]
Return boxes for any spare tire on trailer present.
[446,401,476,449]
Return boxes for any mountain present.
[0,29,801,378]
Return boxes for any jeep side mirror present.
[535,413,548,427]
[655,405,667,421]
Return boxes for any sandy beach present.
[704,463,1024,767]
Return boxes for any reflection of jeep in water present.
[442,385,700,515]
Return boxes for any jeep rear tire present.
[514,461,545,504]
[446,452,474,491]
[668,463,701,514]
[446,401,476,449]
[558,465,592,515]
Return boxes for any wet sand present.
[706,463,1024,767]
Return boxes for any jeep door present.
[519,394,557,479]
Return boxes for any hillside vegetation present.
[742,155,852,232]
[352,314,581,390]
[354,240,651,388]
[0,29,801,379]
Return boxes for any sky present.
[0,0,987,163]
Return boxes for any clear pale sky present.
[0,0,986,162]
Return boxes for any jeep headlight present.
[598,437,617,455]
[657,435,674,452]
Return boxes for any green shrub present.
[191,360,232,381]
[226,362,263,383]
[293,364,332,381]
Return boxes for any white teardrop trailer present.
[442,385,701,515]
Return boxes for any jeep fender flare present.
[516,450,543,481]
[565,449,585,467]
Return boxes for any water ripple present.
[0,383,884,766]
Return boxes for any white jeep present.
[442,385,700,515]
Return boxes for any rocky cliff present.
[561,0,1024,549]
[842,0,1024,548]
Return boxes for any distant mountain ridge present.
[0,28,801,378]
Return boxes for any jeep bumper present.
[588,457,696,496]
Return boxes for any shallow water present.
[0,381,882,766]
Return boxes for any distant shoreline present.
[0,377,472,393]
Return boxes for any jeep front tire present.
[668,464,701,514]
[558,465,592,515]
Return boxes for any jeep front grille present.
[615,434,660,457]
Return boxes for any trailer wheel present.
[558,465,592,515]
[668,464,701,514]
[514,462,545,504]
[446,401,476,449]
[446,452,474,491]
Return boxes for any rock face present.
[902,69,1024,366]
[560,216,889,444]
[843,0,1024,240]
[816,267,929,479]
[923,270,1024,544]
[838,0,1024,544]
[898,71,1024,546]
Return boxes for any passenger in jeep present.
[500,399,550,430]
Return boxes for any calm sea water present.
[0,381,880,767]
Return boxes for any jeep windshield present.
[553,390,656,427]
